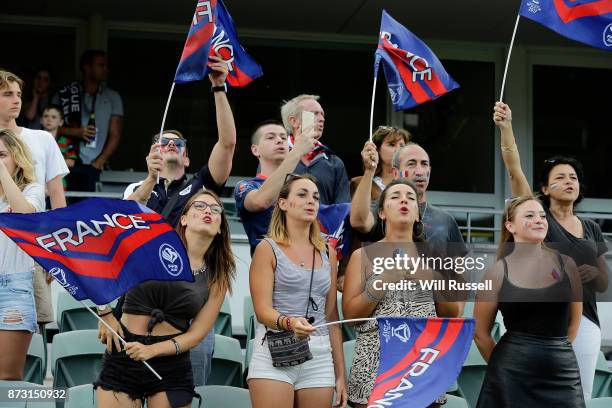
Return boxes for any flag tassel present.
[81,300,163,380]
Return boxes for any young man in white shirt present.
[0,70,69,329]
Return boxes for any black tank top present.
[498,254,572,338]
[123,271,209,333]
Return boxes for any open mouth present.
[203,216,212,223]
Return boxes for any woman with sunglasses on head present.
[94,191,235,408]
[343,178,461,408]
[0,129,45,380]
[474,196,584,407]
[493,102,608,400]
[248,174,347,408]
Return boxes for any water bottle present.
[86,112,97,148]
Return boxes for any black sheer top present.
[123,271,209,333]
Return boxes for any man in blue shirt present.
[235,120,317,254]
[280,94,350,205]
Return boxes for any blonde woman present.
[0,128,45,379]
[248,174,347,408]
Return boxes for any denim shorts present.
[0,271,37,333]
[247,326,336,390]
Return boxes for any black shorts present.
[93,324,196,408]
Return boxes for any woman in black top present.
[94,191,235,408]
[474,196,584,407]
[493,102,608,400]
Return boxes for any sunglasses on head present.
[283,172,301,184]
[160,137,187,148]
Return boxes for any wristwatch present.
[96,304,111,315]
[211,83,227,93]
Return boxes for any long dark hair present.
[377,178,425,242]
[371,127,411,177]
[176,191,235,294]
[538,156,585,208]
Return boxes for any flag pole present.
[314,317,377,329]
[368,74,378,143]
[499,14,521,102]
[81,300,163,380]
[156,82,177,183]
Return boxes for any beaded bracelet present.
[286,317,293,331]
[275,314,285,330]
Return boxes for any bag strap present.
[305,248,316,319]
[160,177,191,219]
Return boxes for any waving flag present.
[375,10,459,111]
[368,317,474,407]
[0,198,193,304]
[520,0,612,51]
[175,0,263,85]
[317,203,351,261]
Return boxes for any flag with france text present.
[375,10,459,111]
[368,317,474,408]
[519,0,612,51]
[174,0,263,85]
[0,198,193,304]
[317,203,351,262]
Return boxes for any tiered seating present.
[51,330,105,388]
[23,333,45,385]
[209,334,243,388]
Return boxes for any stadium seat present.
[23,333,45,384]
[587,397,612,408]
[444,394,469,408]
[456,342,487,408]
[243,296,255,342]
[51,330,105,388]
[209,334,243,387]
[214,297,233,337]
[0,380,55,407]
[337,293,356,342]
[343,340,356,379]
[56,291,117,332]
[593,351,612,398]
[193,385,251,407]
[64,384,95,408]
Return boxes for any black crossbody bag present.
[265,248,316,367]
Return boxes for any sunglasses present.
[283,172,301,184]
[160,137,187,148]
[191,201,223,214]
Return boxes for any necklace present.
[192,264,207,276]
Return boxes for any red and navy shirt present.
[234,175,272,254]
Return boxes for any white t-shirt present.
[18,127,69,188]
[0,183,45,275]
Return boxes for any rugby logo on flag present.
[159,243,184,276]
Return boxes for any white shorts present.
[247,327,336,390]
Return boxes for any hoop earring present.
[414,219,424,238]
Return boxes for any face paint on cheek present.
[549,183,559,190]
[401,170,410,178]
[523,219,534,229]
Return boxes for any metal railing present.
[64,191,612,241]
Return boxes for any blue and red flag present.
[317,203,351,262]
[368,317,474,407]
[0,198,193,305]
[519,0,612,51]
[375,10,459,111]
[174,0,263,85]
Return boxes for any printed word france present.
[36,214,149,252]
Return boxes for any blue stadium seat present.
[51,330,105,388]
[214,297,233,337]
[23,333,45,385]
[243,296,255,342]
[343,340,356,379]
[587,397,612,408]
[593,351,612,398]
[193,385,251,407]
[456,342,487,408]
[209,334,243,388]
[64,384,95,408]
